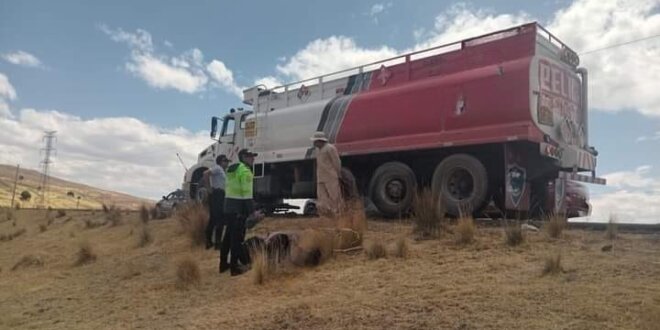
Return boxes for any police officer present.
[223,149,257,276]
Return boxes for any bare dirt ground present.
[1,208,660,330]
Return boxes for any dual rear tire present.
[368,154,490,218]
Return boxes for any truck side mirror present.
[210,116,219,139]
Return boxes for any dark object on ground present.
[266,233,291,262]
[244,236,266,257]
[302,248,322,266]
[230,265,248,276]
[601,244,613,252]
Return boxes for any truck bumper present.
[558,171,606,185]
[539,142,606,186]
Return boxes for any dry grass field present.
[1,207,659,329]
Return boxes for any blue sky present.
[1,0,659,221]
[1,0,570,129]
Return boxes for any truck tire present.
[368,162,416,218]
[303,200,317,216]
[432,154,489,217]
[194,177,209,205]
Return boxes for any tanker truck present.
[183,22,606,218]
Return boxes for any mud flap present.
[504,144,531,212]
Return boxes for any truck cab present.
[183,109,251,201]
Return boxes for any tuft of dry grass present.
[606,215,618,240]
[290,229,335,267]
[252,248,269,285]
[250,243,298,286]
[454,216,476,245]
[545,213,567,239]
[176,203,208,248]
[105,205,123,226]
[46,211,56,226]
[11,255,44,271]
[412,188,446,239]
[149,206,159,220]
[542,253,563,276]
[39,223,48,233]
[14,202,21,210]
[175,257,201,290]
[1,228,26,242]
[504,222,524,246]
[102,204,109,213]
[365,240,387,260]
[140,204,150,223]
[3,208,15,222]
[74,241,97,266]
[137,225,153,248]
[392,236,409,258]
[337,199,368,237]
[56,209,67,218]
[83,218,106,229]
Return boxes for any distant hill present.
[0,164,153,210]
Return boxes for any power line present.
[580,33,660,55]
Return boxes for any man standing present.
[310,131,342,216]
[223,149,257,276]
[203,155,229,250]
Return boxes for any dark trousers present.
[206,189,225,247]
[224,198,254,269]
[226,212,250,268]
[219,224,231,266]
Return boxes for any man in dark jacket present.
[222,149,257,276]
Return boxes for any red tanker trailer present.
[184,22,605,218]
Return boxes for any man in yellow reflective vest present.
[222,149,257,276]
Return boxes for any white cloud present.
[0,108,210,199]
[0,73,16,118]
[0,101,11,119]
[254,75,283,89]
[127,53,208,94]
[207,60,242,97]
[368,2,392,23]
[590,190,660,223]
[276,36,397,81]
[636,131,660,142]
[547,0,660,117]
[604,165,656,189]
[270,3,527,86]
[101,25,242,96]
[585,165,660,223]
[0,73,17,101]
[2,50,43,68]
[413,4,531,50]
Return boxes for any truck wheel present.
[194,177,208,204]
[432,154,488,217]
[303,200,317,216]
[368,162,416,218]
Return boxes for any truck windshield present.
[222,117,235,136]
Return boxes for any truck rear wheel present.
[432,154,489,217]
[368,162,416,218]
